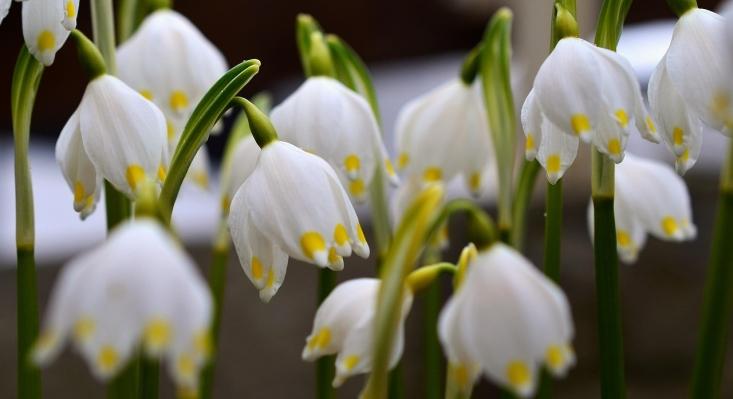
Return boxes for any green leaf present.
[158,59,261,221]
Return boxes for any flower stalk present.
[691,139,733,398]
[591,1,631,397]
[12,45,44,399]
[479,8,516,241]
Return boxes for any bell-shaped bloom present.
[302,278,413,386]
[439,243,575,397]
[22,0,76,66]
[588,153,697,264]
[521,90,579,184]
[530,37,659,171]
[228,141,368,302]
[220,136,260,212]
[270,77,397,202]
[660,8,733,132]
[56,75,167,217]
[395,79,494,196]
[55,110,102,219]
[32,219,212,390]
[648,8,732,174]
[117,9,227,120]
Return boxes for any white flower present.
[302,278,412,387]
[395,79,494,196]
[55,110,101,219]
[661,8,733,132]
[56,75,167,217]
[22,0,76,66]
[530,37,659,173]
[588,153,697,264]
[32,219,212,390]
[117,9,227,121]
[521,90,579,184]
[220,135,260,212]
[439,243,575,397]
[270,76,396,202]
[228,141,369,302]
[648,55,704,175]
[185,146,211,189]
[0,0,11,26]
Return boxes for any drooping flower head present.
[22,0,79,65]
[395,79,495,197]
[270,76,397,202]
[228,140,369,302]
[588,153,697,263]
[33,219,212,390]
[527,37,659,182]
[56,74,168,218]
[302,278,412,386]
[439,243,575,397]
[649,8,732,174]
[117,9,228,188]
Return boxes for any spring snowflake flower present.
[527,37,659,181]
[395,79,494,196]
[270,76,396,202]
[22,0,78,65]
[439,243,575,397]
[56,75,167,218]
[588,153,697,263]
[228,140,369,302]
[32,219,212,390]
[302,278,412,386]
[649,8,732,174]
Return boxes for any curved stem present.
[12,46,44,399]
[690,139,733,398]
[116,0,138,43]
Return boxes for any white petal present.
[22,0,71,66]
[302,278,379,361]
[393,79,492,193]
[271,77,388,201]
[55,109,101,219]
[665,8,733,131]
[220,136,261,206]
[590,113,628,163]
[612,186,648,264]
[61,0,79,30]
[333,289,412,387]
[616,153,697,241]
[79,75,167,199]
[520,90,542,161]
[117,10,227,120]
[438,291,481,394]
[228,187,289,302]
[534,38,605,141]
[648,56,705,170]
[240,141,365,268]
[0,0,11,26]
[536,119,579,184]
[184,146,210,189]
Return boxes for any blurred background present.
[1,0,732,397]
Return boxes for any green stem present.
[199,225,229,399]
[510,160,541,249]
[544,179,563,282]
[690,140,733,398]
[317,269,336,399]
[107,358,139,399]
[591,150,625,399]
[12,46,44,399]
[423,247,442,399]
[388,363,405,399]
[116,0,138,43]
[139,358,159,399]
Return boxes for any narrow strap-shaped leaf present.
[159,59,260,220]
